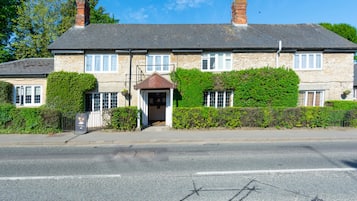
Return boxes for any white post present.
[276,40,282,67]
[137,89,141,130]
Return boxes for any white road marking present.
[0,174,121,181]
[196,168,357,176]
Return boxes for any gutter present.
[0,74,50,78]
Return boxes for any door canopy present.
[134,73,176,90]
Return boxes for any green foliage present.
[171,68,214,107]
[325,100,357,110]
[0,104,61,134]
[0,0,19,62]
[221,67,299,107]
[173,107,352,129]
[58,0,119,35]
[10,108,42,132]
[89,0,119,24]
[109,107,138,131]
[171,67,299,108]
[320,23,357,44]
[0,104,16,129]
[0,81,13,104]
[345,110,357,127]
[11,0,119,59]
[12,0,62,59]
[46,71,97,118]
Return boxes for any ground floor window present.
[85,92,118,111]
[14,85,42,106]
[298,90,324,106]
[203,91,233,108]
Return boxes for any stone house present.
[48,0,357,128]
[0,58,53,107]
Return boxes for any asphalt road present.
[0,141,357,201]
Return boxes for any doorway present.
[148,92,166,125]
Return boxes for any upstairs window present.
[202,52,232,71]
[203,91,233,108]
[147,55,170,73]
[85,54,117,73]
[14,86,42,106]
[294,53,322,70]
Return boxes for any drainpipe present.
[276,40,282,67]
[129,49,133,106]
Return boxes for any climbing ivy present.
[171,67,300,107]
[46,71,97,118]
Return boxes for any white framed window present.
[146,54,170,73]
[14,85,42,106]
[294,52,322,70]
[298,90,324,106]
[85,54,117,73]
[85,92,118,111]
[202,52,232,71]
[203,91,233,108]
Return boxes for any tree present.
[320,23,357,62]
[12,0,63,59]
[89,0,119,24]
[0,0,20,62]
[12,0,118,59]
[58,0,119,35]
[320,23,357,44]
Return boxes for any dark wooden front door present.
[148,92,166,125]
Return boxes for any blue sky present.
[98,0,357,28]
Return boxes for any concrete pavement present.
[1,126,357,147]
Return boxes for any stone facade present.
[0,78,48,106]
[53,51,355,108]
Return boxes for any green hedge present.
[46,71,96,118]
[171,67,299,107]
[0,104,61,134]
[173,107,355,129]
[0,81,13,104]
[109,107,138,131]
[0,104,16,129]
[325,100,357,110]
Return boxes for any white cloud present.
[127,8,149,22]
[166,0,211,11]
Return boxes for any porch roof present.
[134,73,176,90]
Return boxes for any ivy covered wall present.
[171,67,300,107]
[46,71,97,118]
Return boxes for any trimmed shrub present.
[325,100,357,110]
[0,104,15,129]
[0,105,61,134]
[173,107,348,129]
[110,107,138,131]
[46,71,96,118]
[344,109,357,127]
[0,81,13,104]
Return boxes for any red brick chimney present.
[75,0,90,28]
[231,0,248,26]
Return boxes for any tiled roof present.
[135,73,176,89]
[0,58,54,78]
[49,24,357,51]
